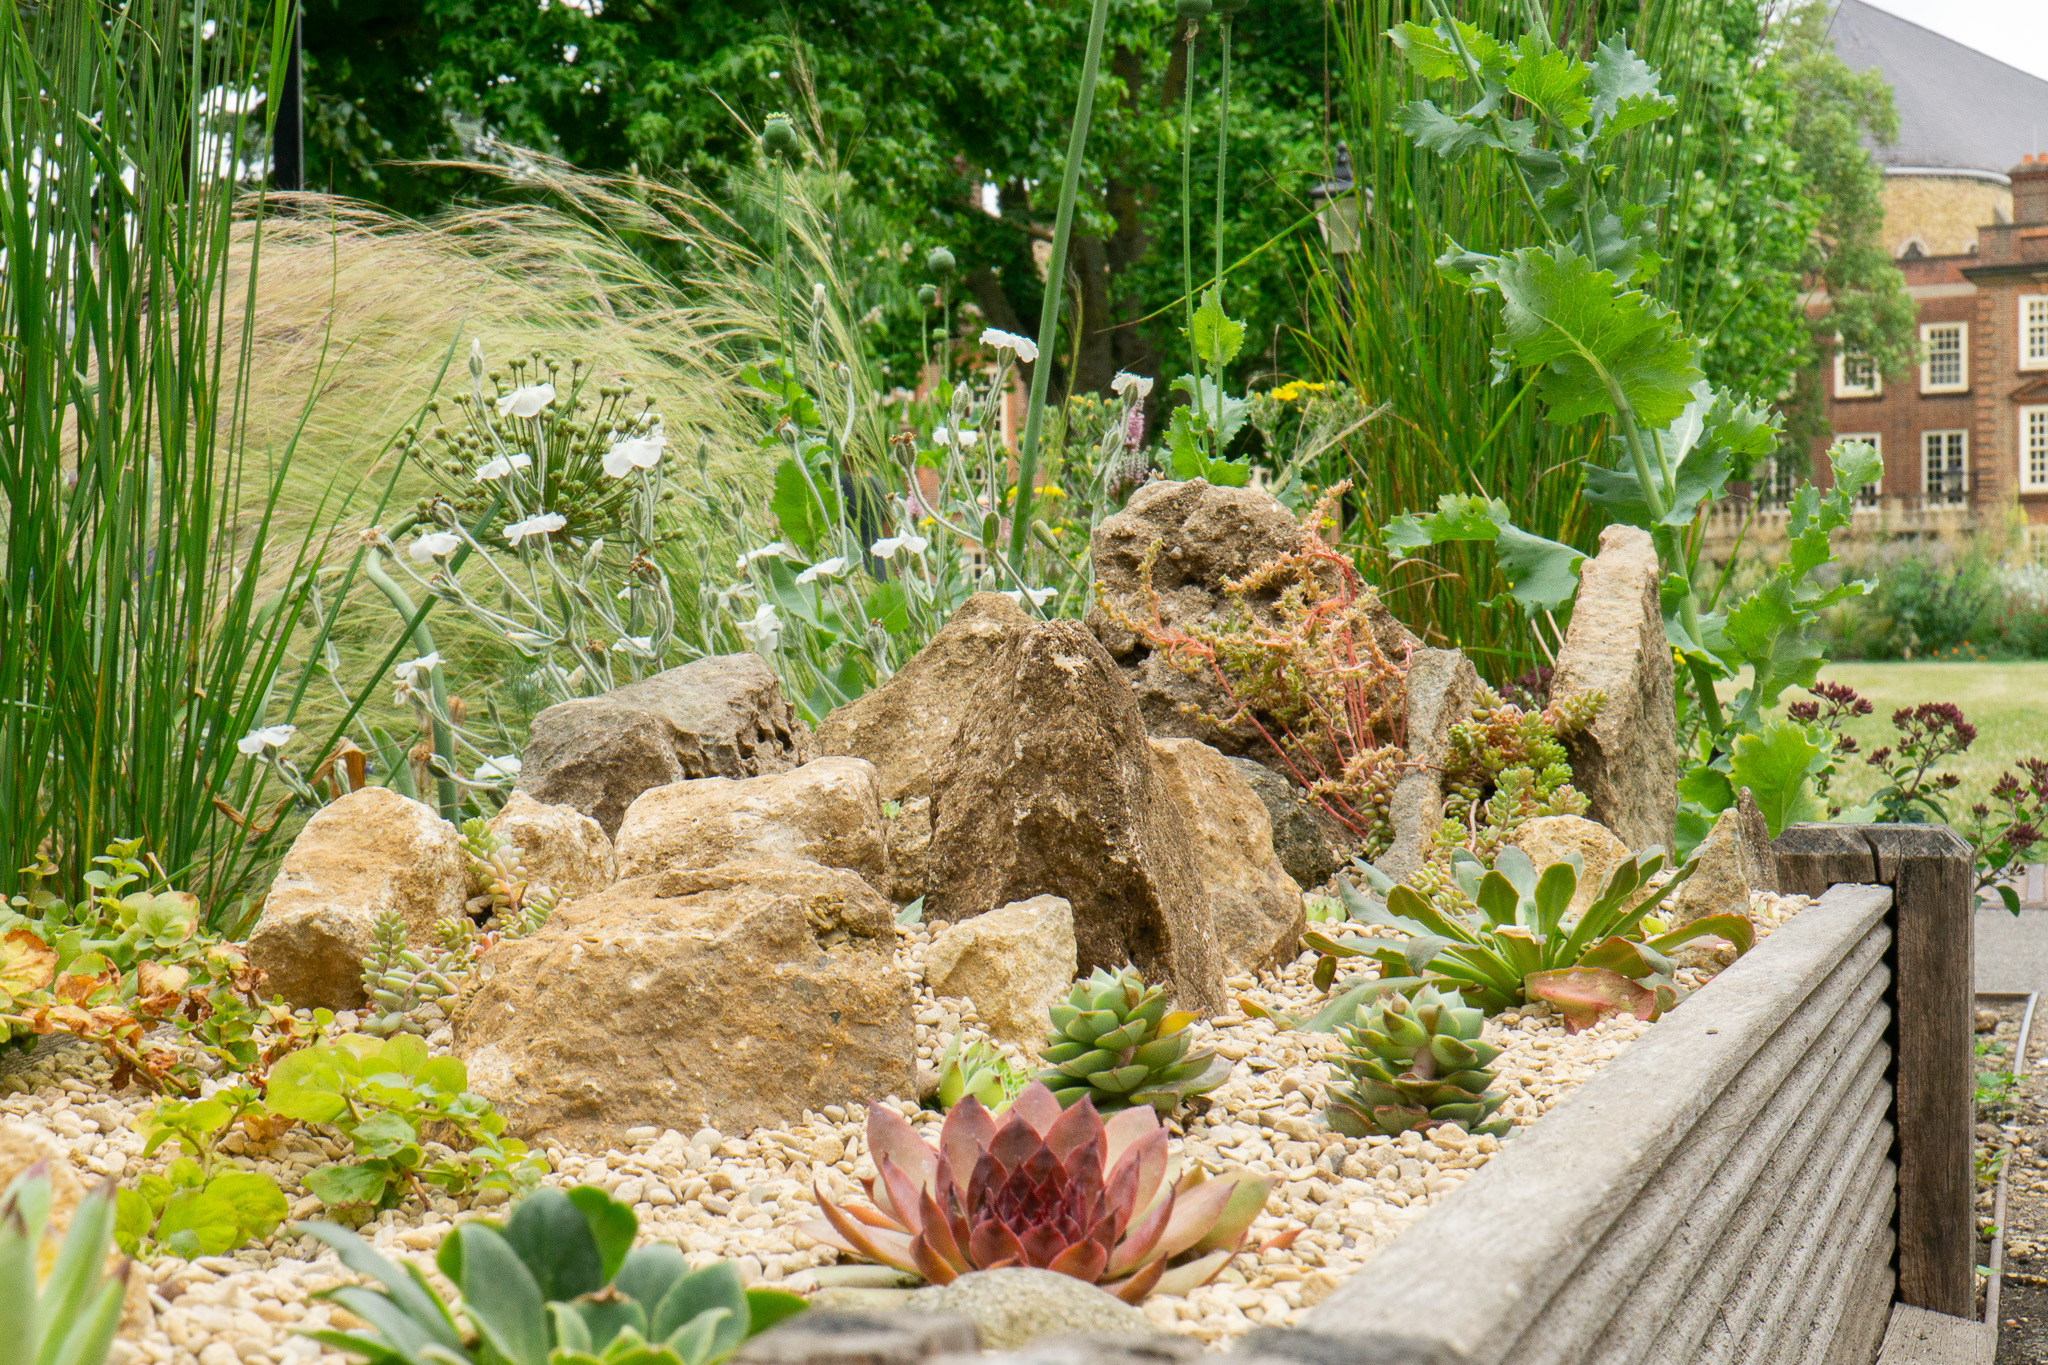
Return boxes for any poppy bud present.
[1212,0,1248,14]
[917,283,938,308]
[1176,0,1211,18]
[760,112,802,160]
[927,246,957,278]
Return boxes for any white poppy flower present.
[812,281,828,309]
[737,602,782,653]
[504,512,567,544]
[1110,371,1155,400]
[394,652,441,685]
[235,724,297,756]
[496,383,555,418]
[871,534,929,559]
[475,453,533,481]
[795,556,849,584]
[999,587,1058,607]
[981,328,1039,363]
[612,636,654,653]
[934,427,980,447]
[736,542,790,571]
[602,430,667,478]
[474,755,522,782]
[409,531,461,562]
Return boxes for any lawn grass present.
[1730,661,2048,815]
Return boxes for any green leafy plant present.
[1966,759,2048,913]
[266,1033,546,1219]
[359,911,472,1040]
[807,1083,1273,1301]
[304,1185,805,1365]
[461,820,560,936]
[1036,968,1232,1114]
[1,1162,129,1365]
[929,1036,1030,1113]
[1308,847,1746,1029]
[1164,289,1254,487]
[1325,985,1512,1139]
[116,1159,286,1261]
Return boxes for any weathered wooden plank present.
[1874,1305,1994,1364]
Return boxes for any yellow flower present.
[1272,382,1302,402]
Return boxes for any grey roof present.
[1829,0,2048,178]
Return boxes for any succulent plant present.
[459,820,558,935]
[2,1161,129,1365]
[932,1035,1029,1112]
[1325,985,1512,1140]
[304,1184,805,1365]
[358,910,471,1039]
[806,1083,1272,1302]
[1036,967,1231,1114]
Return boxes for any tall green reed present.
[1314,0,1750,676]
[0,0,372,910]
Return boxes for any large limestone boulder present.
[1225,756,1353,890]
[923,896,1078,1054]
[928,619,1226,1012]
[1548,526,1678,851]
[457,860,915,1144]
[1672,788,1779,924]
[518,655,814,837]
[248,787,468,1010]
[817,593,1030,802]
[487,792,614,898]
[1506,815,1633,916]
[1379,648,1481,882]
[612,757,889,894]
[1087,478,1415,758]
[882,796,935,903]
[1148,738,1305,974]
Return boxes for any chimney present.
[2014,154,2048,226]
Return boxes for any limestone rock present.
[924,897,1077,1053]
[518,654,814,837]
[817,594,1031,802]
[1148,738,1304,974]
[1672,788,1780,924]
[1224,757,1353,890]
[883,796,934,903]
[248,786,468,1011]
[905,1269,1159,1350]
[1506,815,1632,916]
[613,757,888,894]
[1548,525,1678,851]
[0,1122,148,1332]
[928,619,1224,1012]
[456,860,915,1144]
[487,792,614,898]
[1087,479,1415,757]
[1379,648,1481,882]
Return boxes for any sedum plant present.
[1036,967,1232,1114]
[359,911,470,1040]
[807,1083,1272,1302]
[2,1163,129,1365]
[304,1185,804,1365]
[460,820,559,935]
[930,1036,1030,1113]
[1325,986,1511,1140]
[1305,847,1750,1031]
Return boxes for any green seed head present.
[1176,0,1212,19]
[926,246,958,278]
[761,112,802,160]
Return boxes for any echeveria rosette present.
[1324,985,1511,1140]
[1035,966,1232,1114]
[806,1082,1271,1302]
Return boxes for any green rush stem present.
[362,554,461,818]
[1212,17,1234,456]
[1181,23,1201,341]
[1007,0,1114,572]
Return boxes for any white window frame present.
[1920,322,1968,393]
[2023,296,2048,372]
[1837,433,1882,505]
[1834,350,1881,398]
[2025,407,2048,491]
[1922,429,1968,503]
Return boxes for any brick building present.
[1803,2,2048,521]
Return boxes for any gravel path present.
[0,890,1810,1360]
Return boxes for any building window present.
[2025,407,2048,491]
[1834,351,1881,398]
[1838,434,1882,505]
[2024,297,2048,372]
[1923,430,1967,503]
[1757,456,1798,507]
[1920,323,1968,392]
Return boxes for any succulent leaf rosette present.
[806,1082,1272,1302]
[1036,967,1232,1113]
[1325,984,1512,1140]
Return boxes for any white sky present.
[1856,0,2048,83]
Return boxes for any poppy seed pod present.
[1212,0,1248,14]
[1175,0,1211,19]
[917,283,939,308]
[760,112,802,160]
[926,246,958,278]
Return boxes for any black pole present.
[272,0,303,192]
